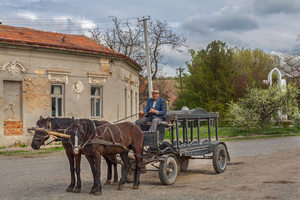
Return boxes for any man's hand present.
[139,110,144,115]
[149,108,158,114]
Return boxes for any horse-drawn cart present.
[30,108,230,191]
[130,108,230,185]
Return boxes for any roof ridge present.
[0,24,85,37]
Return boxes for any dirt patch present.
[263,180,295,184]
[228,161,245,165]
[265,196,278,200]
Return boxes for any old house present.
[0,24,141,146]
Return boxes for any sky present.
[0,0,300,76]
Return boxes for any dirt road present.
[0,136,299,200]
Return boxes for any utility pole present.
[138,16,152,98]
[176,67,184,92]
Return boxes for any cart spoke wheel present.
[159,156,178,185]
[213,144,228,174]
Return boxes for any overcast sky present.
[1,0,300,76]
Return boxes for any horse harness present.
[72,121,128,152]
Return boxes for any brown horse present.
[31,117,119,193]
[66,119,143,195]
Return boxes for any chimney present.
[61,36,66,43]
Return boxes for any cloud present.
[254,0,300,15]
[182,6,258,34]
[51,16,96,34]
[17,12,38,20]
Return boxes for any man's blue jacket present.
[143,97,167,119]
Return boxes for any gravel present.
[0,136,299,200]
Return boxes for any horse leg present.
[85,155,97,194]
[133,149,142,189]
[73,154,81,193]
[112,155,119,185]
[65,149,75,192]
[94,153,102,196]
[118,151,130,190]
[104,156,112,185]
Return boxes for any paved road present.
[0,136,299,200]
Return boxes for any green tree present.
[176,40,234,117]
[231,48,281,100]
[228,84,299,129]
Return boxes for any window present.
[130,90,133,118]
[91,86,102,118]
[125,89,127,117]
[51,85,64,117]
[135,92,138,114]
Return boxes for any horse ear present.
[72,116,75,120]
[46,117,49,120]
[39,116,43,120]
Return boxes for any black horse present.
[66,119,144,195]
[31,117,119,193]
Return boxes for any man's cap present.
[152,89,159,93]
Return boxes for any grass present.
[164,124,300,141]
[0,146,64,157]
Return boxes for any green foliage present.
[175,40,234,117]
[231,48,280,100]
[164,124,300,140]
[228,101,259,130]
[176,41,281,120]
[228,84,299,129]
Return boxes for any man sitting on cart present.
[135,88,167,131]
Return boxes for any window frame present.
[51,84,64,117]
[91,86,103,119]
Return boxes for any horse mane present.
[77,119,110,136]
[49,118,73,129]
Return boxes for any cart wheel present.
[178,157,189,172]
[213,144,228,173]
[159,156,178,185]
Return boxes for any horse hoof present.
[104,180,111,185]
[94,191,102,196]
[66,187,73,192]
[132,185,139,190]
[89,188,96,194]
[118,185,124,190]
[112,181,119,186]
[72,188,81,193]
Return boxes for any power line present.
[0,16,142,23]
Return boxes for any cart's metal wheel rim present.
[218,148,226,170]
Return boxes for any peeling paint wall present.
[0,47,140,146]
[23,77,50,112]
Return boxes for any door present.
[3,81,23,136]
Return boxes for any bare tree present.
[280,36,300,85]
[89,17,187,80]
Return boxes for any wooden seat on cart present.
[145,121,174,127]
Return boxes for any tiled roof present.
[0,24,141,70]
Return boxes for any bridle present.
[33,120,53,146]
[70,120,98,153]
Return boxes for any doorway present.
[3,81,23,136]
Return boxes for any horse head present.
[66,120,86,155]
[31,116,51,150]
